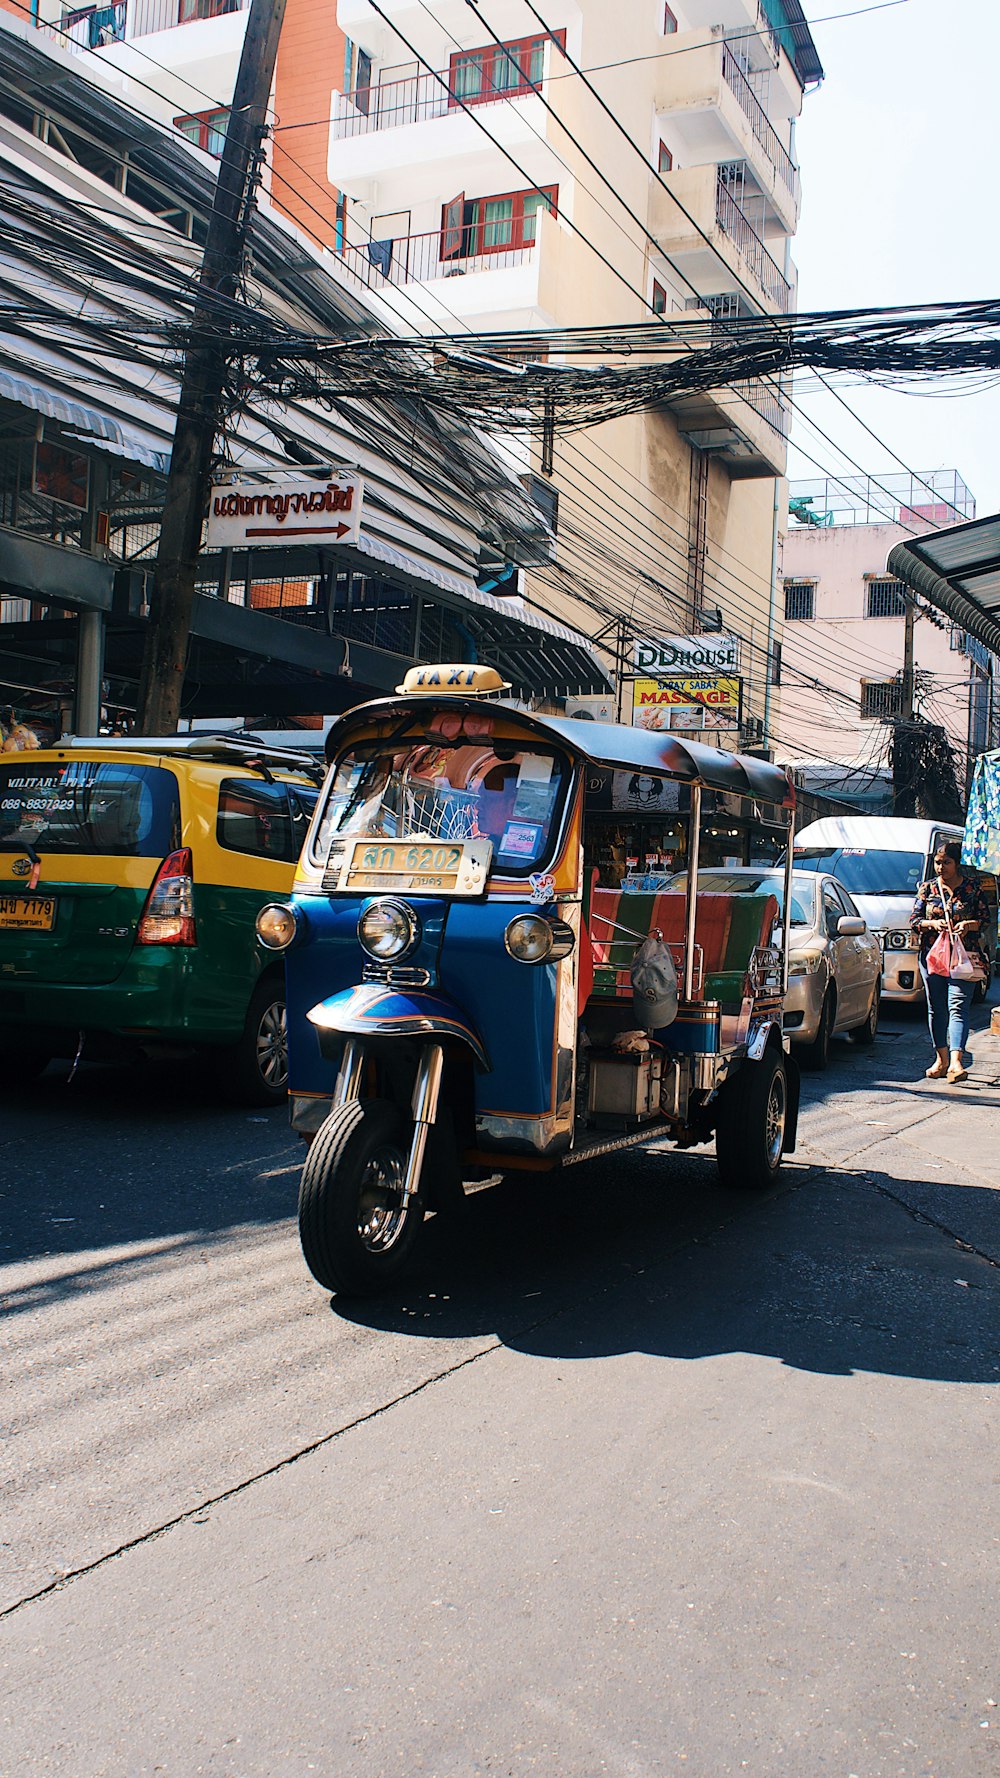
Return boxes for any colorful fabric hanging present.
[963,752,1000,873]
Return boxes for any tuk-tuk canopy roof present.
[325,697,794,807]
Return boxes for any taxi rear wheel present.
[217,977,287,1106]
[298,1098,424,1296]
[715,1049,787,1192]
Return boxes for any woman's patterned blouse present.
[909,874,991,965]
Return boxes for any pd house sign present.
[634,633,739,675]
[205,473,364,549]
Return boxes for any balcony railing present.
[715,175,790,312]
[39,0,246,54]
[333,59,551,139]
[720,42,799,203]
[338,227,534,296]
[733,377,788,437]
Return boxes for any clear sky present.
[788,0,1000,518]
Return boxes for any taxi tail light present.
[137,848,197,946]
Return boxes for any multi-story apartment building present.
[779,472,994,805]
[7,0,823,743]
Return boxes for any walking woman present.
[909,841,990,1083]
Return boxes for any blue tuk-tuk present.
[257,664,799,1296]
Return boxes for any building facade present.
[779,472,993,805]
[5,0,824,747]
[0,19,607,734]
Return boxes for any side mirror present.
[837,915,866,937]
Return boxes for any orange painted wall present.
[271,0,346,254]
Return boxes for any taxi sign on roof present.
[397,664,511,695]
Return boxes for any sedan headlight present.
[788,951,824,976]
[883,929,912,951]
[358,898,419,961]
[256,902,300,950]
[504,914,575,964]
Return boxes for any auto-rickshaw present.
[258,663,799,1297]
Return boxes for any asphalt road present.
[1,1004,999,1777]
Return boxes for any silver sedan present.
[666,867,883,1071]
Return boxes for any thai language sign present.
[205,473,364,549]
[631,676,741,731]
[633,633,740,675]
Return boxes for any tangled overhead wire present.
[244,299,1000,434]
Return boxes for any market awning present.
[888,514,1000,657]
[0,367,170,474]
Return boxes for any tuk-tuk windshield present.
[312,736,570,876]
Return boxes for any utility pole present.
[136,0,286,734]
[901,594,916,721]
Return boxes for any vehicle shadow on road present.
[335,1154,1000,1386]
[0,1058,301,1280]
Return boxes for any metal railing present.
[733,377,788,437]
[720,43,799,203]
[338,227,534,295]
[333,57,550,139]
[715,175,790,312]
[37,0,246,53]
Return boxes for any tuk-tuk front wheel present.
[715,1048,787,1192]
[298,1098,424,1296]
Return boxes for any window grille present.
[865,577,906,619]
[860,679,904,720]
[783,580,814,621]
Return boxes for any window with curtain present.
[448,33,565,107]
[442,187,557,259]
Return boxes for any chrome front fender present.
[307,982,490,1070]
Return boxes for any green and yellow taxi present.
[0,735,322,1101]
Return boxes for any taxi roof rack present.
[54,732,326,779]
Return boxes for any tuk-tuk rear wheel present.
[715,1048,787,1192]
[298,1098,424,1296]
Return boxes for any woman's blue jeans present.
[919,961,974,1053]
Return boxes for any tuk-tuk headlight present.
[358,898,419,961]
[884,929,911,950]
[505,914,575,964]
[256,903,300,950]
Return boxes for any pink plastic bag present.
[926,931,952,977]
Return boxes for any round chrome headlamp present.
[256,902,300,950]
[358,898,419,961]
[504,914,575,964]
[884,929,910,950]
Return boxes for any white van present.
[793,816,997,1004]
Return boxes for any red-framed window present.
[448,32,566,107]
[174,106,231,157]
[440,186,558,260]
[663,4,678,32]
[657,140,673,174]
[652,280,667,315]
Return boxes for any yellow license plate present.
[340,838,492,896]
[0,895,57,931]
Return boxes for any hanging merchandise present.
[963,753,1000,874]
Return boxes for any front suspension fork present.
[333,1037,444,1209]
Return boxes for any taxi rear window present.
[0,761,180,856]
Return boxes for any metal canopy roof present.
[888,514,1000,658]
[328,697,793,805]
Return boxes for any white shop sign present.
[205,473,364,549]
[633,633,739,675]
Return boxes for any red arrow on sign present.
[245,522,353,538]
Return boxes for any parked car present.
[793,815,997,1005]
[664,866,882,1070]
[0,734,322,1101]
